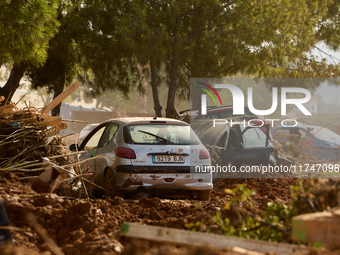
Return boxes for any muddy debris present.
[1,174,340,254]
[0,172,298,255]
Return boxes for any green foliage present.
[72,0,141,97]
[3,0,340,115]
[186,178,340,244]
[62,0,340,114]
[0,0,60,66]
[316,0,340,51]
[220,185,293,242]
[27,1,82,93]
[263,55,340,79]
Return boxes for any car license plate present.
[153,155,185,163]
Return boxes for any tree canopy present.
[2,0,340,116]
[121,0,339,116]
[0,0,59,66]
[0,0,59,103]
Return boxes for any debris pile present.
[0,105,89,197]
[271,135,318,164]
[0,81,94,197]
[0,107,71,170]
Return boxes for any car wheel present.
[197,190,210,201]
[104,169,124,198]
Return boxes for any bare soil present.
[1,174,337,255]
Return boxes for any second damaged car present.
[70,117,212,200]
[191,119,277,178]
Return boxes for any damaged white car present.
[70,117,212,200]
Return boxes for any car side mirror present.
[69,144,79,152]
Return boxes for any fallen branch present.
[0,226,26,232]
[62,154,106,168]
[63,173,92,182]
[27,213,64,255]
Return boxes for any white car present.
[78,123,100,143]
[70,117,213,200]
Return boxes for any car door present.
[78,123,108,172]
[233,124,273,166]
[95,122,119,171]
[214,130,229,157]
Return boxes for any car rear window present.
[124,124,200,145]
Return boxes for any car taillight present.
[114,147,136,159]
[164,178,175,183]
[199,149,210,159]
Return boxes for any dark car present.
[196,105,258,120]
[180,105,272,140]
[180,105,257,120]
[191,119,275,178]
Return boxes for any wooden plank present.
[120,222,307,255]
[40,81,80,115]
[292,211,340,247]
[0,104,14,113]
[41,115,62,121]
[40,117,63,128]
[226,247,265,255]
[39,116,67,131]
[330,208,340,217]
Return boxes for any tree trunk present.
[37,88,53,106]
[166,52,180,118]
[51,73,66,116]
[0,62,26,105]
[150,53,162,117]
[166,14,182,118]
[139,64,148,113]
[95,98,102,109]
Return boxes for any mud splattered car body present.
[70,117,212,200]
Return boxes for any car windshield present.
[124,124,200,145]
[310,127,340,140]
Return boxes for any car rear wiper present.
[138,130,169,143]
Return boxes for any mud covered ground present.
[0,174,336,255]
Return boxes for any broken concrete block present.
[31,165,65,193]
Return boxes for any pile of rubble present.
[0,106,70,168]
[0,82,94,198]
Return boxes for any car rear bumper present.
[114,166,212,191]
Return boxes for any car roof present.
[180,105,249,114]
[85,123,100,127]
[103,117,189,126]
[273,123,325,131]
[207,106,250,112]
